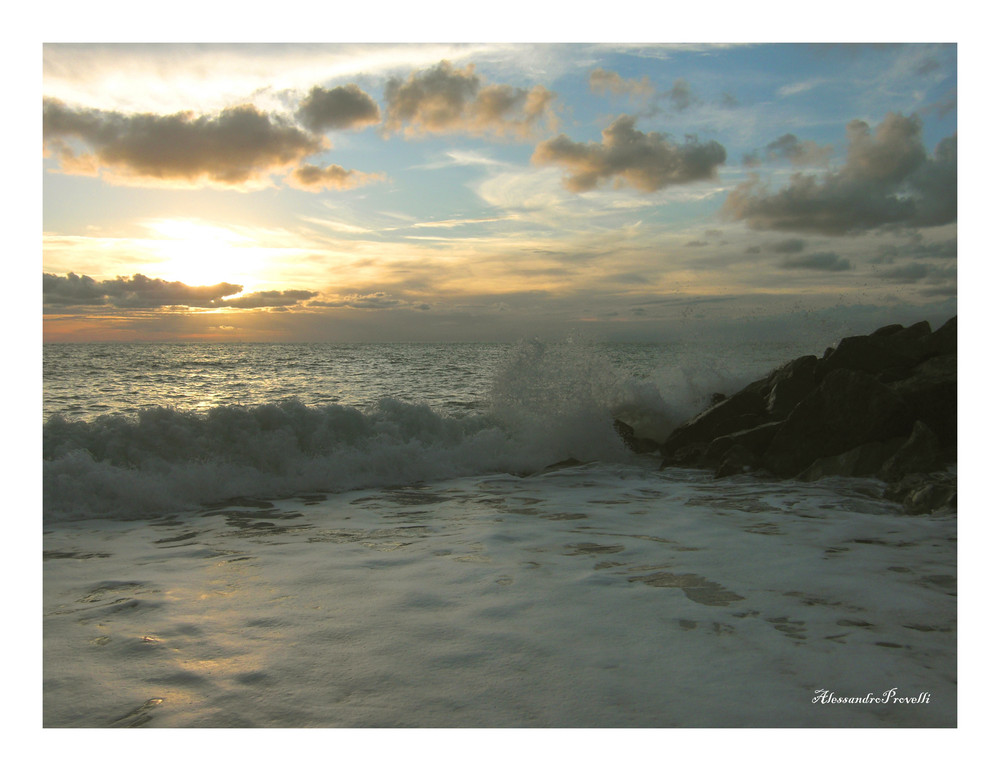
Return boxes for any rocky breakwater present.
[647,318,957,514]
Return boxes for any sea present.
[41,338,958,729]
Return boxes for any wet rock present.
[763,368,913,478]
[886,354,957,455]
[879,421,945,482]
[714,444,758,478]
[613,418,660,454]
[659,384,769,459]
[764,355,819,419]
[704,421,782,466]
[798,437,905,483]
[884,472,957,514]
[650,316,957,505]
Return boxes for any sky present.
[41,38,959,343]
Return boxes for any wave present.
[43,339,749,521]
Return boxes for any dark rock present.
[922,315,957,358]
[613,419,660,454]
[704,421,783,466]
[660,384,768,457]
[816,334,920,379]
[871,323,905,337]
[763,368,914,478]
[714,445,758,478]
[892,319,932,340]
[653,316,957,499]
[763,355,818,418]
[878,421,945,482]
[798,437,905,482]
[886,353,957,456]
[884,472,957,514]
[535,457,585,475]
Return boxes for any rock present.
[763,368,914,477]
[798,437,905,482]
[659,383,769,458]
[884,472,957,514]
[816,333,920,379]
[871,323,905,337]
[645,316,956,502]
[764,355,819,418]
[886,353,957,455]
[714,444,758,478]
[878,421,945,482]
[704,421,783,466]
[613,419,660,454]
[921,315,957,358]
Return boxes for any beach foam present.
[43,462,956,727]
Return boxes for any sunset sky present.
[41,39,959,343]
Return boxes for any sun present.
[144,218,268,289]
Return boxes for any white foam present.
[42,463,957,728]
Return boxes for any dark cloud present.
[724,113,956,234]
[875,263,932,282]
[765,133,833,166]
[778,252,852,271]
[43,273,316,309]
[878,237,957,263]
[770,238,807,253]
[43,98,324,187]
[295,84,380,133]
[383,60,557,138]
[919,283,957,298]
[217,290,317,308]
[667,78,697,111]
[309,292,403,310]
[608,272,652,285]
[44,272,242,308]
[531,114,726,193]
[288,163,384,191]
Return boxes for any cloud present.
[777,79,825,98]
[589,68,654,98]
[43,272,317,309]
[765,133,833,166]
[44,272,242,308]
[295,84,381,133]
[877,237,957,262]
[531,114,726,193]
[770,238,807,253]
[723,113,956,234]
[667,78,696,111]
[382,60,557,138]
[309,292,403,309]
[288,163,385,191]
[876,262,931,282]
[43,98,324,188]
[217,289,318,308]
[778,252,852,271]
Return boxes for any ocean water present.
[42,339,958,728]
[42,339,794,520]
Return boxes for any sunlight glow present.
[144,219,269,289]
